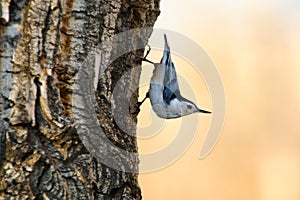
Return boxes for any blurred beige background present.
[137,0,300,199]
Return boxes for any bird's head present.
[181,100,211,116]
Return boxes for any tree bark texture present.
[0,0,160,199]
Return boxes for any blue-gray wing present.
[161,34,181,104]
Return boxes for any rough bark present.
[0,0,160,199]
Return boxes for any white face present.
[155,98,201,118]
[181,102,199,116]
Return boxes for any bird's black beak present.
[198,108,211,114]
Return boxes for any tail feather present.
[161,34,170,64]
[163,34,170,52]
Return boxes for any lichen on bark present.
[0,0,160,199]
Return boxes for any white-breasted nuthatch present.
[135,34,211,118]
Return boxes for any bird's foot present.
[132,44,154,64]
[130,101,142,115]
[130,92,149,115]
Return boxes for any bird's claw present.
[130,102,142,115]
[130,92,149,115]
[132,44,154,64]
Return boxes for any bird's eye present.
[187,105,192,109]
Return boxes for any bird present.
[135,34,211,118]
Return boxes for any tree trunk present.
[0,0,160,199]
